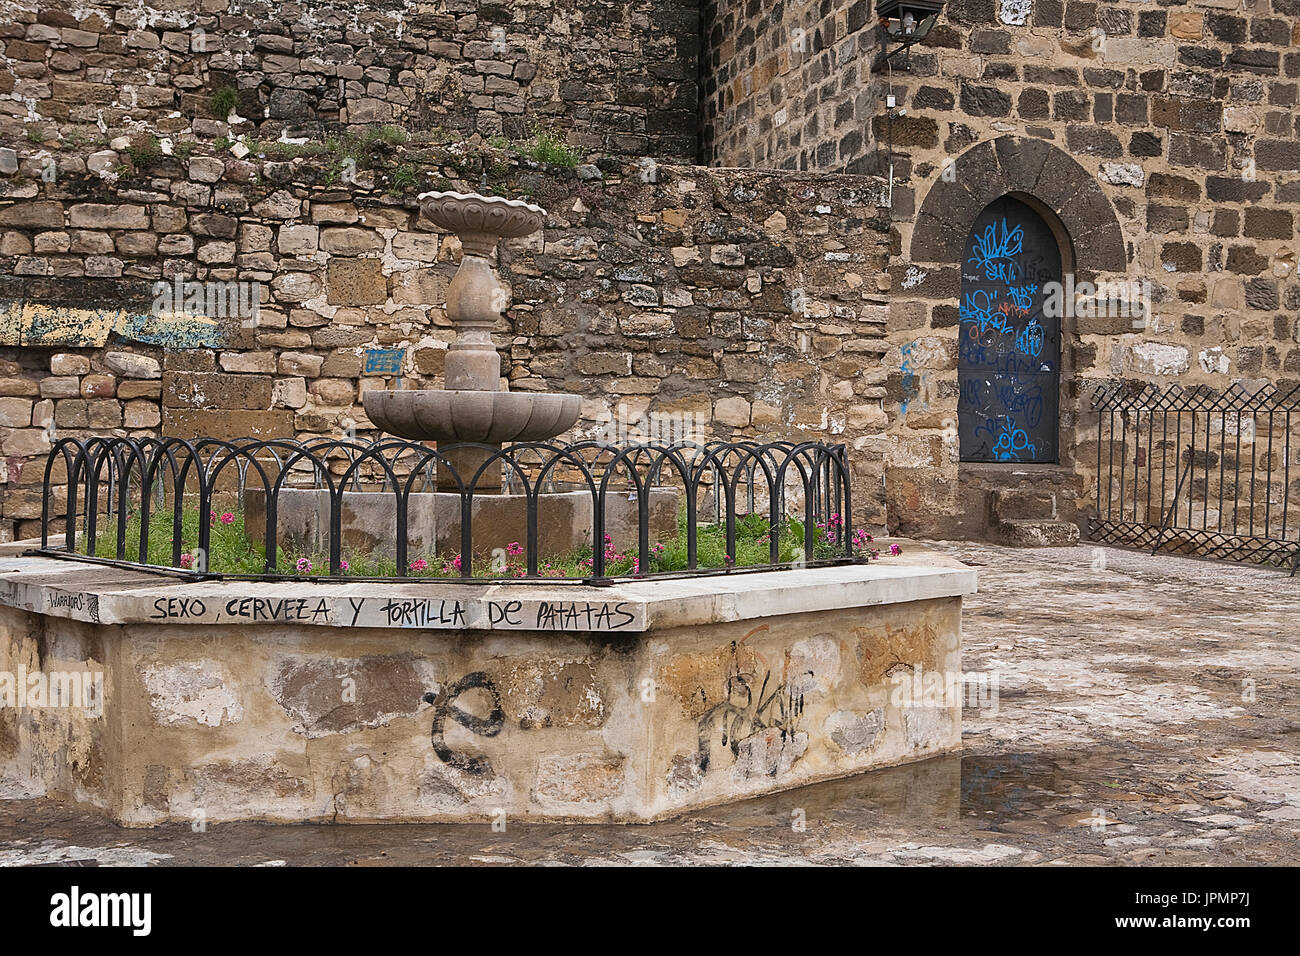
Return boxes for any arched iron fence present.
[30,436,865,584]
[1088,381,1300,575]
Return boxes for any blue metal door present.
[958,195,1061,463]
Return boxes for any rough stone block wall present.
[4,0,1300,545]
[0,0,700,161]
[698,1,1300,537]
[862,0,1300,535]
[700,0,1300,404]
[0,138,895,540]
[702,0,880,172]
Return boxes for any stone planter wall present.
[0,546,973,824]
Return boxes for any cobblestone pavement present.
[2,542,1297,866]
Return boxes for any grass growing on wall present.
[516,128,579,167]
[210,86,240,118]
[86,505,885,579]
[248,124,411,164]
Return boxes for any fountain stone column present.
[363,192,581,491]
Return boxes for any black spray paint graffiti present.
[422,672,505,776]
[694,626,807,776]
[47,591,99,623]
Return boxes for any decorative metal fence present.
[1089,381,1300,574]
[30,436,863,584]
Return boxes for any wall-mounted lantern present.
[874,0,944,67]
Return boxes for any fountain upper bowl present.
[363,389,582,444]
[417,190,546,242]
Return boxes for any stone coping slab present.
[0,539,975,635]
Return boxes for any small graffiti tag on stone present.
[424,672,505,775]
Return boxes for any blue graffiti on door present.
[957,197,1061,463]
[993,419,1036,461]
[967,219,1026,282]
[1015,318,1044,358]
[973,417,1038,461]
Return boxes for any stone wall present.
[700,0,1300,537]
[4,0,1300,544]
[0,0,699,161]
[701,0,1300,398]
[0,138,896,539]
[865,1,1300,535]
[702,0,880,173]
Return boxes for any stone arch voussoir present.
[909,135,1127,275]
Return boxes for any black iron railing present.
[29,436,863,584]
[1089,381,1300,574]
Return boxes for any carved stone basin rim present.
[416,189,545,215]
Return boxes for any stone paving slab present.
[1,541,1297,865]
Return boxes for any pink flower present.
[296,557,312,573]
[210,510,217,522]
[889,544,902,556]
[409,558,428,572]
[452,555,461,570]
[220,512,235,525]
[339,560,349,572]
[179,553,193,569]
[506,541,524,557]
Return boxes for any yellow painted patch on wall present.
[0,301,222,348]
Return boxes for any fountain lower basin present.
[362,391,582,444]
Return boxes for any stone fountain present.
[363,191,583,490]
[247,191,677,561]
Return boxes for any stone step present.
[997,519,1082,547]
[990,488,1059,521]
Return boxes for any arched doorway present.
[958,195,1062,463]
